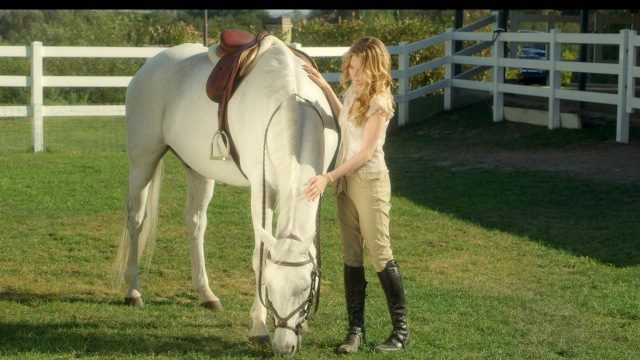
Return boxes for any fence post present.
[31,41,44,152]
[627,30,637,115]
[398,41,409,126]
[617,29,630,143]
[444,28,454,111]
[547,29,561,129]
[492,28,504,122]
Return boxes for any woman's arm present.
[303,110,387,201]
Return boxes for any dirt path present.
[429,142,640,183]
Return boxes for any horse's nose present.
[273,344,296,357]
[273,328,299,356]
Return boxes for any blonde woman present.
[303,37,409,353]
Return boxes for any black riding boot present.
[335,264,367,354]
[375,259,410,352]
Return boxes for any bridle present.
[256,93,325,336]
[264,250,319,335]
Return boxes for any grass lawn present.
[1,99,639,359]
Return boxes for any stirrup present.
[210,130,230,160]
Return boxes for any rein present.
[257,94,325,335]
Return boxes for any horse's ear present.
[256,227,277,248]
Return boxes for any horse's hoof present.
[124,296,144,307]
[200,300,223,311]
[249,335,270,345]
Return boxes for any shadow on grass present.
[0,321,272,358]
[389,156,640,267]
[385,98,640,267]
[0,289,274,358]
[0,289,120,306]
[0,289,222,310]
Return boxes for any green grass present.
[0,117,32,152]
[0,116,126,153]
[1,100,639,359]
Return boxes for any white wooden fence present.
[1,16,638,152]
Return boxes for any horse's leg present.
[248,187,274,344]
[123,152,165,306]
[184,166,222,310]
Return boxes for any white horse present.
[113,34,339,356]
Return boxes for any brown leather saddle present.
[205,29,318,178]
[206,30,268,104]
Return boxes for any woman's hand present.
[303,174,330,201]
[302,64,331,93]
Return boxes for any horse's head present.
[259,229,319,356]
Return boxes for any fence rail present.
[1,15,639,152]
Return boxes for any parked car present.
[518,42,548,85]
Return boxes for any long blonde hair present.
[339,36,393,126]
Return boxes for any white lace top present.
[335,85,395,175]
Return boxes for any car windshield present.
[522,43,546,51]
[520,48,546,57]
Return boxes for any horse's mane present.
[255,36,313,245]
[256,36,298,114]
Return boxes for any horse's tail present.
[113,160,164,284]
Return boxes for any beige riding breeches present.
[336,170,394,272]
